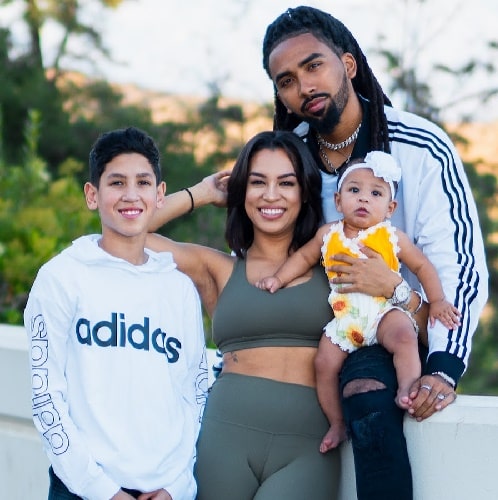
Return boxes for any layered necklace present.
[317,122,361,174]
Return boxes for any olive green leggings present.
[195,373,340,500]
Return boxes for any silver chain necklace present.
[316,122,361,151]
[318,142,351,175]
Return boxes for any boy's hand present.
[198,170,231,208]
[111,488,172,500]
[111,491,136,500]
[138,489,172,500]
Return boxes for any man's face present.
[268,33,355,134]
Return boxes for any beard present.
[303,72,350,135]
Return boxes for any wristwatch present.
[388,278,411,307]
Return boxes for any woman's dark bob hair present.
[226,130,323,258]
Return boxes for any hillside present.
[119,81,498,169]
[446,122,498,173]
[62,73,497,172]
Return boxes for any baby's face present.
[335,168,396,229]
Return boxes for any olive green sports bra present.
[212,258,333,353]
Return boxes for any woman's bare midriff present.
[222,346,318,387]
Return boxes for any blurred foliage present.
[0,110,100,323]
[0,0,126,166]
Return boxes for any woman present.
[147,131,340,500]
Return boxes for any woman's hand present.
[328,245,400,298]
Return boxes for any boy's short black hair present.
[88,127,161,186]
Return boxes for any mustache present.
[300,93,330,113]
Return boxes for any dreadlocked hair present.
[262,6,392,152]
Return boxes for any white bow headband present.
[337,151,401,199]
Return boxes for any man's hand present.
[407,375,457,421]
[328,245,399,298]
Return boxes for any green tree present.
[0,0,124,79]
[159,87,248,251]
[0,110,99,324]
[0,0,125,166]
[60,78,158,177]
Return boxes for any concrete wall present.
[3,324,498,499]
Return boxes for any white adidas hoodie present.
[24,235,207,500]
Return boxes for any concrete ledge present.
[3,325,498,499]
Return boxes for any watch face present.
[396,282,411,303]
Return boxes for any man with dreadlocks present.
[260,5,488,500]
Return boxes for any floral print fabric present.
[321,221,402,352]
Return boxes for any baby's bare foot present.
[319,422,347,453]
[396,389,412,410]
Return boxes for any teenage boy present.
[24,127,207,500]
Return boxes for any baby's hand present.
[429,299,461,329]
[255,276,283,293]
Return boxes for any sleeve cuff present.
[165,469,196,500]
[81,475,121,500]
[424,351,465,387]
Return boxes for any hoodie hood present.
[64,234,177,275]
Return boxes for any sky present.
[3,0,498,121]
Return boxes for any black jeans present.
[48,467,142,499]
[340,344,414,500]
